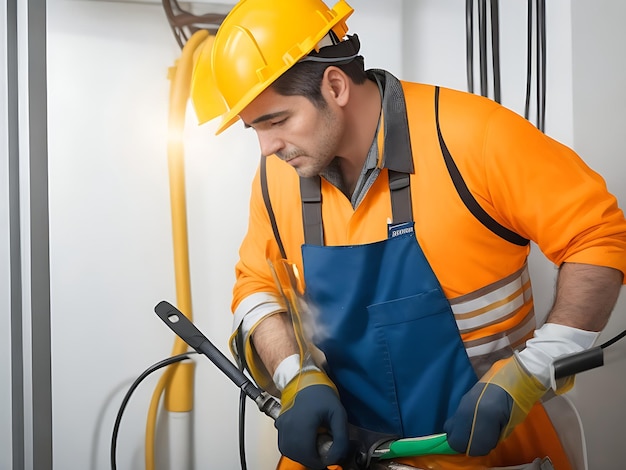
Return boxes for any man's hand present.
[445,321,600,455]
[275,371,350,469]
[444,354,546,455]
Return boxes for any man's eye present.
[271,118,287,126]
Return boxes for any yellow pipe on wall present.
[145,29,212,470]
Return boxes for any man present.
[190,0,626,469]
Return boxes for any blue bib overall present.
[300,196,477,438]
[296,80,478,437]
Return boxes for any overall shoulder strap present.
[260,155,287,258]
[388,169,413,224]
[300,176,324,246]
[260,155,324,252]
[434,87,530,246]
[298,169,413,245]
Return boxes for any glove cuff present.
[518,323,599,390]
[481,355,547,413]
[273,354,320,391]
[280,370,338,413]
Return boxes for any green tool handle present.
[377,433,458,460]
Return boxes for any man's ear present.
[323,66,350,107]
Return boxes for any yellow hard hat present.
[190,0,354,134]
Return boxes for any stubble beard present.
[289,107,342,178]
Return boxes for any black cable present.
[238,389,248,470]
[110,351,197,470]
[536,0,542,130]
[600,328,626,350]
[533,0,546,131]
[478,0,488,97]
[524,0,533,121]
[490,0,501,103]
[466,0,474,94]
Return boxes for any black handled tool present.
[154,300,281,419]
[154,301,336,460]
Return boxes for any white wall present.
[46,2,253,469]
[34,0,626,469]
[569,2,626,469]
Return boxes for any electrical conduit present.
[145,29,212,470]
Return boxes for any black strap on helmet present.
[299,34,362,65]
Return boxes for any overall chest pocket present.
[364,289,477,437]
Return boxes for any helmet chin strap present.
[298,34,362,65]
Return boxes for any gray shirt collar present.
[320,69,413,207]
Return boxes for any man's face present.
[239,86,343,178]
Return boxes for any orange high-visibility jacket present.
[232,81,626,469]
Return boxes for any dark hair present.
[271,58,368,109]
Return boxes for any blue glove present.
[445,324,597,456]
[275,371,350,469]
[444,355,547,456]
[444,380,514,455]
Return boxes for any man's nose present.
[258,131,284,158]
